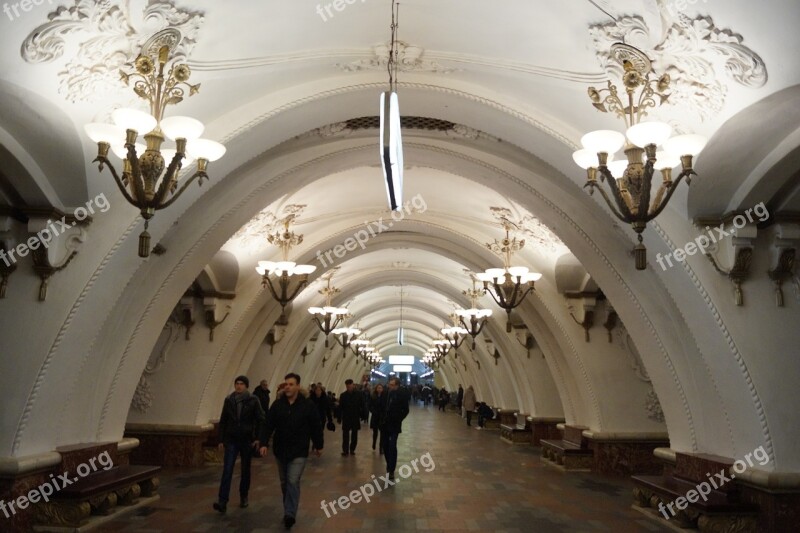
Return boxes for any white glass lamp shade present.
[654,151,681,170]
[608,160,629,177]
[626,121,672,148]
[308,307,324,315]
[84,123,124,144]
[293,264,317,275]
[187,138,226,162]
[572,149,598,169]
[474,272,493,282]
[523,272,542,283]
[160,116,204,140]
[111,142,145,159]
[485,268,506,281]
[112,108,157,134]
[664,134,708,157]
[507,266,529,278]
[274,261,296,273]
[581,130,626,155]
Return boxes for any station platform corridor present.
[94,404,670,532]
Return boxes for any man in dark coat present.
[338,379,365,456]
[253,379,271,413]
[213,375,266,513]
[456,384,464,417]
[263,373,323,529]
[381,376,409,481]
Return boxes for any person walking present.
[262,373,323,530]
[253,379,271,413]
[381,376,409,481]
[338,379,365,456]
[463,385,476,426]
[456,384,464,418]
[213,375,266,513]
[310,382,334,451]
[369,383,387,454]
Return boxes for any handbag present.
[327,420,336,432]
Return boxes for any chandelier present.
[368,353,385,370]
[572,43,707,270]
[256,216,316,314]
[380,0,403,211]
[308,273,349,347]
[332,323,361,358]
[476,218,541,331]
[84,29,226,257]
[455,277,493,349]
[351,338,372,359]
[441,313,468,351]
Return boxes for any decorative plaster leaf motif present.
[131,374,153,413]
[589,3,766,121]
[337,41,458,74]
[21,0,204,103]
[230,204,307,250]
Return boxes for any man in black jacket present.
[253,379,271,413]
[338,379,365,456]
[263,373,323,530]
[213,375,265,513]
[381,376,409,481]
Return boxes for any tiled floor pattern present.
[97,404,670,532]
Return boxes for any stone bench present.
[540,425,592,470]
[35,465,161,528]
[632,474,758,529]
[500,413,531,445]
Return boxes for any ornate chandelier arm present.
[155,169,206,210]
[597,167,635,221]
[470,316,489,337]
[586,182,629,222]
[483,284,506,309]
[646,170,694,220]
[511,284,535,309]
[284,276,309,303]
[152,153,186,207]
[94,155,138,206]
[637,158,656,217]
[126,143,147,203]
[262,276,282,303]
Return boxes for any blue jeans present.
[382,431,399,475]
[218,441,253,504]
[275,457,307,518]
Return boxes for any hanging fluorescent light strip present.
[393,365,413,373]
[380,91,403,211]
[397,326,404,346]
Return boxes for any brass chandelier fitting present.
[573,43,707,270]
[455,277,493,349]
[476,218,541,331]
[256,216,316,315]
[84,29,226,257]
[308,272,349,347]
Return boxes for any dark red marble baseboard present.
[124,427,212,467]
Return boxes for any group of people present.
[212,373,409,529]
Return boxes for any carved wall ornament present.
[489,207,566,254]
[131,307,183,413]
[21,0,205,104]
[230,204,307,250]
[768,225,799,307]
[588,0,767,121]
[706,233,754,306]
[336,41,458,74]
[645,386,665,423]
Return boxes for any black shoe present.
[284,515,296,529]
[388,472,395,482]
[213,501,227,514]
[350,451,355,455]
[341,451,349,456]
[239,498,248,508]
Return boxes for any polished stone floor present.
[97,403,670,532]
